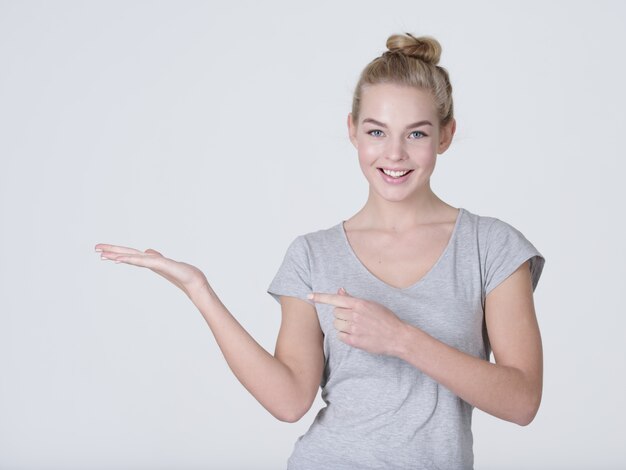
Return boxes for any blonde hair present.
[351,33,454,127]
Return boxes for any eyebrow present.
[361,118,433,129]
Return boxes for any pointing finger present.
[307,292,355,308]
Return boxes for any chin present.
[373,186,416,201]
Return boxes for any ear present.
[347,113,358,149]
[437,118,456,154]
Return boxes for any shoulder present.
[461,207,524,241]
[283,221,343,257]
[295,221,343,248]
[464,209,546,295]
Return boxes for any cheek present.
[357,150,381,180]
[410,141,439,162]
[357,154,371,178]
[356,140,381,164]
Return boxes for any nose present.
[386,135,408,162]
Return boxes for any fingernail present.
[95,248,102,252]
[101,255,109,260]
[306,293,314,300]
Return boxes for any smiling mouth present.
[377,168,414,178]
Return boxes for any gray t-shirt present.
[267,207,545,470]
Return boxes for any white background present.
[1,1,625,469]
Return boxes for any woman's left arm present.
[308,259,543,426]
[395,259,543,426]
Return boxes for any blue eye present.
[368,129,384,137]
[410,130,426,139]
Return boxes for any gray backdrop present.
[1,1,624,469]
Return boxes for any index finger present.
[94,243,143,254]
[307,292,355,308]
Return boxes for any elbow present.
[277,412,303,423]
[513,390,542,427]
[273,401,310,423]
[275,407,305,423]
[513,409,537,427]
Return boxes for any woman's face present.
[348,83,455,203]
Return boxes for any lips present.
[377,168,414,177]
[378,168,412,172]
[377,168,414,184]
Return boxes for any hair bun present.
[385,33,442,65]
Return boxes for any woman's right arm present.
[96,244,324,423]
[189,283,325,422]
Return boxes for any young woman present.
[95,33,545,469]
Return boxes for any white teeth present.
[382,169,410,177]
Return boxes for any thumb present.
[145,248,162,256]
[338,287,349,296]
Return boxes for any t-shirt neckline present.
[338,208,465,292]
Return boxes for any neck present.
[351,186,454,233]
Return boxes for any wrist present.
[187,278,220,307]
[393,322,427,365]
[391,321,416,359]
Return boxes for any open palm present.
[94,243,208,299]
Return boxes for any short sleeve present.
[267,235,315,306]
[483,218,546,297]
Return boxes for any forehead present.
[359,83,437,123]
